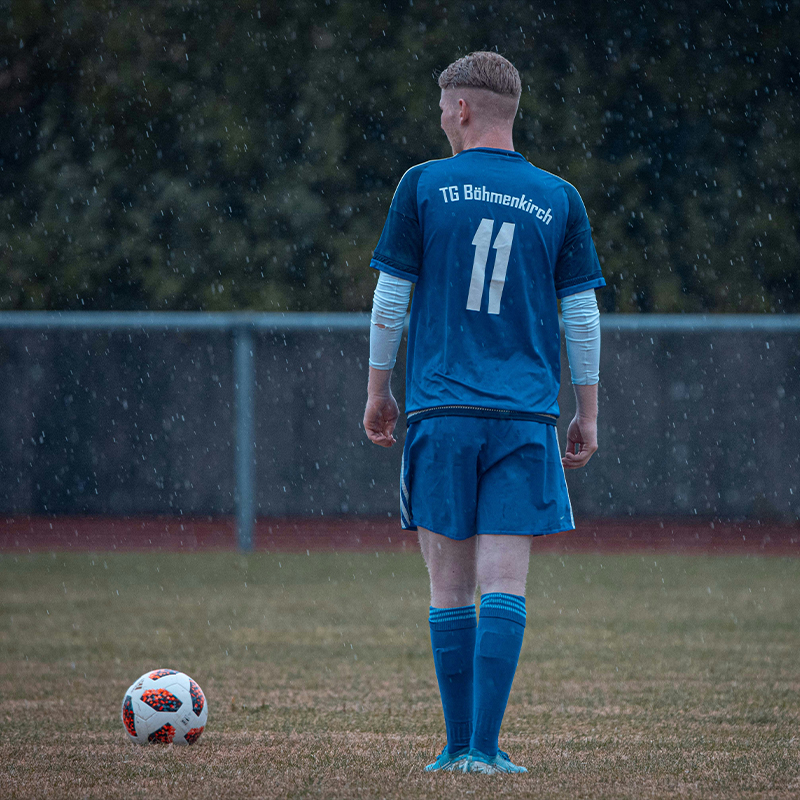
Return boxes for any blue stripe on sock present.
[480,603,526,618]
[481,592,526,608]
[481,599,526,616]
[480,593,526,612]
[479,593,526,627]
[482,596,525,610]
[429,605,477,631]
[430,605,476,619]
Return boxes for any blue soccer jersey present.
[370,147,604,421]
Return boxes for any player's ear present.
[458,98,470,124]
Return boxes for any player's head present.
[437,51,521,154]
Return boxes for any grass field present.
[1,548,799,799]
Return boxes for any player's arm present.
[553,182,605,470]
[363,166,423,447]
[561,288,600,469]
[364,272,413,448]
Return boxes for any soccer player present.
[363,51,604,775]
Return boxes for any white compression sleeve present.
[562,288,601,385]
[369,272,413,370]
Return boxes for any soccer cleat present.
[464,748,528,774]
[424,747,470,772]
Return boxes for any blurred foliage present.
[0,0,798,312]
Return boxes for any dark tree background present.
[1,0,798,313]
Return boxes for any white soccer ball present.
[121,669,208,745]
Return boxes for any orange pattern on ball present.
[141,688,182,712]
[189,679,205,715]
[148,669,178,680]
[122,696,137,738]
[148,724,176,744]
[185,726,205,745]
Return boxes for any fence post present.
[234,327,256,551]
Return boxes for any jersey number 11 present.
[466,218,516,315]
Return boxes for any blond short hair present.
[437,52,521,99]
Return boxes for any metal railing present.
[1,311,798,548]
[0,312,367,550]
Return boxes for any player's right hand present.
[363,393,400,447]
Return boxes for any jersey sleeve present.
[370,165,425,283]
[554,183,606,299]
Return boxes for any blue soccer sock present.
[428,605,477,753]
[470,592,526,757]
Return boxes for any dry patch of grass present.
[1,550,799,798]
[1,729,798,800]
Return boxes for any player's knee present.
[430,578,477,607]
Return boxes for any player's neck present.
[457,128,515,154]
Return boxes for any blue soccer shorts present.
[400,416,574,540]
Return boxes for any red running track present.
[1,516,798,556]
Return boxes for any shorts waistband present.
[406,405,558,426]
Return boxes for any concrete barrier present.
[0,313,797,523]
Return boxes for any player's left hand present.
[562,414,598,469]
[363,392,399,447]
